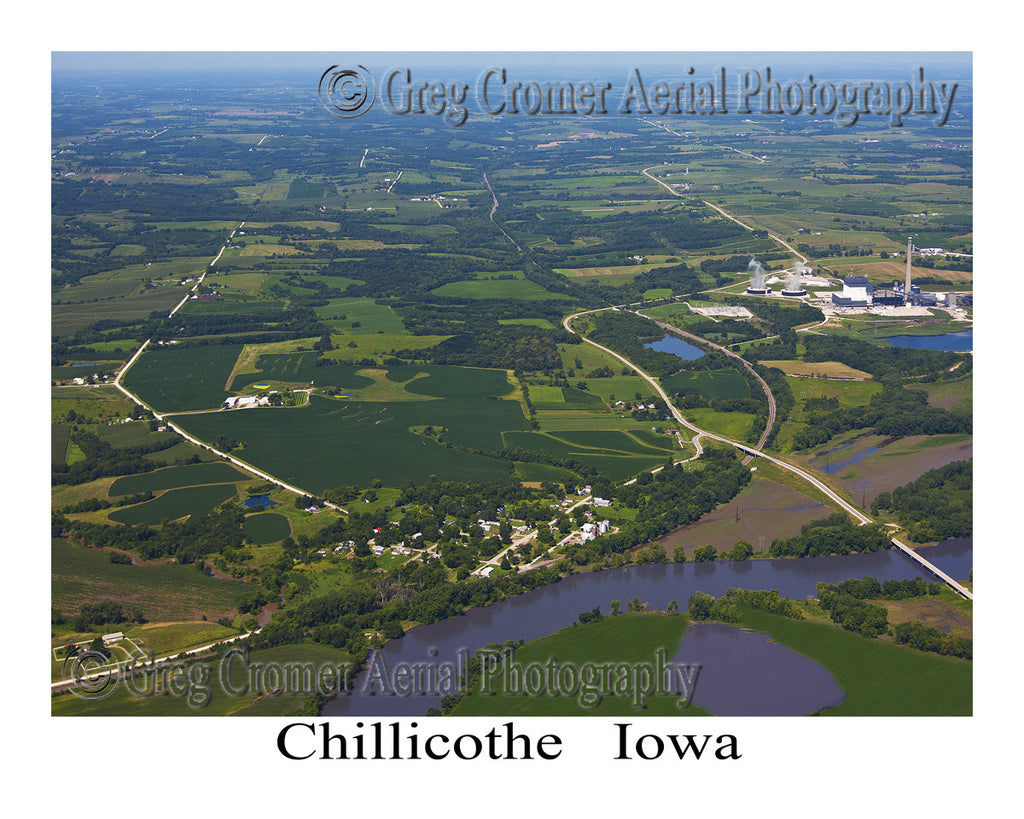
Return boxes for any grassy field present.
[452,613,711,716]
[499,317,556,329]
[52,538,245,623]
[230,352,373,392]
[574,376,658,404]
[536,409,678,433]
[682,408,755,440]
[52,386,137,424]
[324,332,451,361]
[655,471,828,555]
[763,359,872,379]
[315,297,407,333]
[124,621,239,656]
[786,376,883,407]
[921,376,972,413]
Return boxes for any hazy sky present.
[52,51,972,73]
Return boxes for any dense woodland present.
[871,459,972,542]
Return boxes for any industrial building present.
[831,275,873,307]
[829,237,961,309]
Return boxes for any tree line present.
[767,514,891,558]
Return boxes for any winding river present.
[322,539,971,716]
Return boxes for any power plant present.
[745,257,770,295]
[781,262,808,297]
[739,240,963,311]
[830,237,952,308]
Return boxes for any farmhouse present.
[223,395,270,409]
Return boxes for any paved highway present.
[562,308,971,599]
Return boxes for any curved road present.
[640,313,776,460]
[105,226,970,600]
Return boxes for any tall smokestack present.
[905,236,913,296]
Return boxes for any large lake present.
[322,539,971,717]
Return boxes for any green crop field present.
[737,610,971,716]
[503,430,671,482]
[175,394,525,491]
[243,512,291,544]
[553,430,675,456]
[124,344,243,412]
[452,614,711,717]
[51,539,244,623]
[661,369,751,400]
[108,462,247,495]
[52,424,71,465]
[513,462,579,483]
[382,364,514,398]
[106,484,238,525]
[561,386,607,409]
